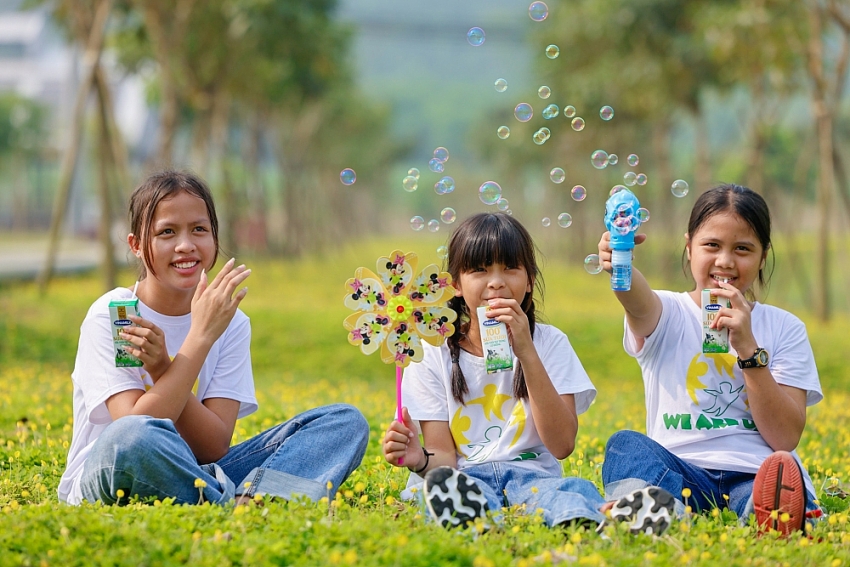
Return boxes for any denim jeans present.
[602,430,819,520]
[459,462,606,526]
[80,403,369,505]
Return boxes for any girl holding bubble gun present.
[596,183,823,536]
[59,170,368,507]
[382,213,673,534]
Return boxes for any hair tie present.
[451,354,459,364]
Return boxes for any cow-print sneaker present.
[599,486,675,536]
[423,466,489,529]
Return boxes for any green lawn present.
[1,240,849,566]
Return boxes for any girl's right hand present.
[189,258,251,345]
[382,407,423,469]
[597,231,647,273]
[121,315,170,381]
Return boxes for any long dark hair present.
[445,213,543,404]
[128,170,220,279]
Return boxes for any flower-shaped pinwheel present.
[344,250,456,368]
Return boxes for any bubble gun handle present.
[604,189,642,292]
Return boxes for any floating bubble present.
[427,219,440,233]
[533,128,550,145]
[627,154,639,167]
[494,78,508,92]
[571,185,586,201]
[550,167,566,184]
[408,167,420,179]
[538,86,551,99]
[479,181,502,205]
[428,158,444,173]
[434,176,455,195]
[607,153,619,165]
[529,1,549,21]
[557,213,572,228]
[467,27,485,46]
[542,104,559,119]
[637,207,650,222]
[496,197,509,211]
[599,106,614,121]
[340,168,356,185]
[402,175,418,192]
[584,254,602,274]
[636,173,647,186]
[672,179,689,197]
[497,125,511,139]
[539,127,551,138]
[571,117,585,131]
[514,103,533,122]
[545,44,560,59]
[591,150,609,169]
[433,147,449,163]
[609,185,626,196]
[623,171,637,186]
[506,209,513,215]
[436,245,448,260]
[541,217,551,227]
[410,216,425,231]
[440,207,457,224]
[563,105,576,118]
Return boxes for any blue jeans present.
[602,430,819,519]
[459,462,606,526]
[80,404,369,505]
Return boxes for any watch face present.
[756,350,769,366]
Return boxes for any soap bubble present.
[494,78,508,92]
[624,171,637,186]
[571,185,587,201]
[427,219,440,233]
[428,158,444,173]
[609,184,626,196]
[607,153,619,165]
[550,167,566,183]
[529,1,549,21]
[541,217,551,227]
[514,103,533,122]
[637,207,650,222]
[563,105,576,118]
[436,246,448,260]
[410,216,425,231]
[545,44,560,59]
[538,86,551,99]
[557,213,572,228]
[433,147,449,163]
[402,175,418,192]
[434,176,455,195]
[636,173,647,186]
[340,168,356,185]
[627,154,639,167]
[408,168,420,179]
[496,198,509,211]
[538,127,551,138]
[467,27,485,46]
[671,179,689,197]
[584,254,602,274]
[440,207,457,224]
[506,209,513,215]
[571,117,585,131]
[599,106,614,121]
[542,104,559,119]
[533,128,550,145]
[497,125,511,139]
[479,181,502,205]
[591,150,609,169]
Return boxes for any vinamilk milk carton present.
[109,298,143,367]
[702,289,730,354]
[477,305,513,374]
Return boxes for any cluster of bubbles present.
[542,104,559,120]
[340,168,356,186]
[532,127,551,145]
[541,212,572,228]
[434,176,455,195]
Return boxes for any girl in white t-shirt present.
[597,183,823,536]
[59,170,368,506]
[382,213,675,534]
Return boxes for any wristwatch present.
[738,347,769,369]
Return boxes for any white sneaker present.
[600,486,675,536]
[423,466,489,529]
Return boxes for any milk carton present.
[109,298,143,367]
[702,289,730,354]
[477,305,513,374]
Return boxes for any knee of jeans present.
[101,415,172,465]
[605,430,647,454]
[332,404,370,443]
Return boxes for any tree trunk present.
[814,106,834,321]
[96,87,117,290]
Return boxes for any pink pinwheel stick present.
[396,365,404,466]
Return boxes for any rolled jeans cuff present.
[200,463,236,504]
[236,467,326,502]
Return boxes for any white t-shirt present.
[403,323,596,477]
[626,290,822,489]
[58,287,258,504]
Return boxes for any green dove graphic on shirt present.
[703,382,744,416]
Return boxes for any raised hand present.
[189,258,251,346]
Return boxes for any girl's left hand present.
[710,282,758,356]
[120,315,171,381]
[485,298,533,357]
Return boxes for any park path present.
[0,236,119,282]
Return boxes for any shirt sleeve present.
[769,312,823,407]
[536,325,597,415]
[402,343,450,422]
[201,311,258,418]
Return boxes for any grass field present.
[1,239,849,566]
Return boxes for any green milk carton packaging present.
[477,305,513,374]
[702,289,730,354]
[109,298,143,367]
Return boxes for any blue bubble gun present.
[604,189,642,291]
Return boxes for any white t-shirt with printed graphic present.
[626,290,822,489]
[403,323,596,477]
[58,287,258,505]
